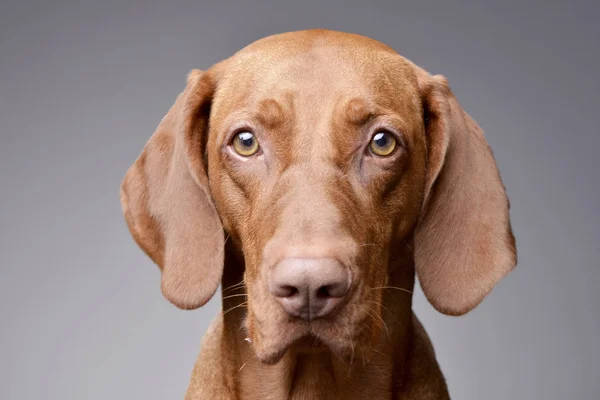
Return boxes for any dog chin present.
[252,332,355,365]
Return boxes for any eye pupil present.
[238,132,254,147]
[232,131,260,156]
[369,131,397,157]
[373,132,388,147]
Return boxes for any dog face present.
[207,36,427,362]
[120,30,516,364]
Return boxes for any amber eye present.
[232,131,260,156]
[369,131,397,156]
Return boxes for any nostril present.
[271,283,300,298]
[318,282,348,298]
[316,285,331,299]
[282,285,299,297]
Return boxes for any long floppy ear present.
[120,70,224,310]
[413,68,517,316]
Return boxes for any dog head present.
[120,30,516,364]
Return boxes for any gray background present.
[1,0,598,399]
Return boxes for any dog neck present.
[219,246,416,399]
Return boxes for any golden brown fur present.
[120,29,516,399]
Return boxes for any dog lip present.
[252,330,349,365]
[253,332,310,364]
[251,323,342,362]
[255,345,290,365]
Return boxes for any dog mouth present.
[253,334,352,365]
[244,284,375,365]
[249,320,359,365]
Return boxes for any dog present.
[120,29,517,399]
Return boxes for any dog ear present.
[120,70,224,310]
[413,68,517,316]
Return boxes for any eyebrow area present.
[339,97,380,126]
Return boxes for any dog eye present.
[369,131,397,157]
[232,131,260,156]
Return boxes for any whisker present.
[238,362,247,372]
[221,293,248,301]
[222,301,247,316]
[327,342,346,366]
[211,233,231,275]
[216,233,231,258]
[370,346,385,357]
[225,280,245,288]
[366,299,392,316]
[370,286,413,295]
[211,226,225,241]
[366,299,403,328]
[223,280,246,294]
[365,307,390,340]
[364,350,385,374]
[359,347,366,369]
[344,325,355,377]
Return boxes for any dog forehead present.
[211,36,420,127]
[236,29,398,58]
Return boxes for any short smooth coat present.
[120,29,516,399]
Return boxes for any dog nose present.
[269,258,351,321]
